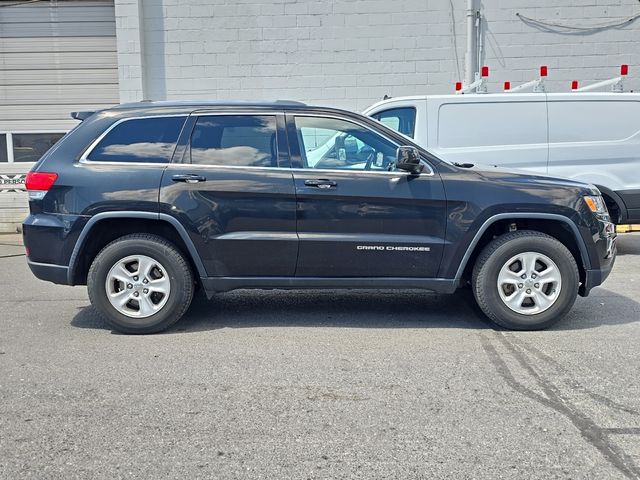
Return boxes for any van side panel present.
[427,95,548,171]
[547,99,640,222]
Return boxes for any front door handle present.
[172,174,206,184]
[304,179,337,189]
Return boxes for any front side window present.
[190,115,277,167]
[87,116,186,163]
[13,133,65,162]
[372,107,416,138]
[295,116,397,171]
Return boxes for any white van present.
[363,92,640,224]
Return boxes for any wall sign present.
[0,174,27,193]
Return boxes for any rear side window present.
[372,107,416,138]
[87,116,186,163]
[190,115,277,167]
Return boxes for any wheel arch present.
[68,212,207,285]
[593,184,627,224]
[455,213,591,286]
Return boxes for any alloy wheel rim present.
[105,254,171,319]
[497,251,562,315]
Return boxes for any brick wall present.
[115,0,640,110]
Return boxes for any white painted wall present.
[115,0,640,111]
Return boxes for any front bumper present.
[579,218,616,296]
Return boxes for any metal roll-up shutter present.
[0,0,118,232]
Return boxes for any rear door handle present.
[172,174,206,184]
[304,179,337,189]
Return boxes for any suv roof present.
[111,99,308,111]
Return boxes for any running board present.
[201,276,459,296]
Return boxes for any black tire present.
[87,234,194,334]
[472,230,579,330]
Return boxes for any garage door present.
[0,0,118,232]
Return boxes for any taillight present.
[25,171,58,200]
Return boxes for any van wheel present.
[472,230,579,330]
[87,234,194,334]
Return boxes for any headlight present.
[583,195,607,214]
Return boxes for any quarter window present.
[87,116,186,163]
[372,107,416,138]
[190,115,277,167]
[294,116,397,171]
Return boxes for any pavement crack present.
[507,335,639,416]
[480,332,640,480]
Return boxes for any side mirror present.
[395,146,423,174]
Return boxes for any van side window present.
[87,116,186,163]
[190,115,277,167]
[372,108,416,138]
[548,101,640,143]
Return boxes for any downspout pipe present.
[464,0,478,87]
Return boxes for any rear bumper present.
[26,259,70,285]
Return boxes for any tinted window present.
[88,116,186,163]
[373,107,416,138]
[0,135,7,162]
[190,115,277,167]
[295,116,397,171]
[13,133,65,162]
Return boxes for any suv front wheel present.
[87,234,194,334]
[472,230,579,330]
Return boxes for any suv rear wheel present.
[87,234,194,334]
[472,230,579,330]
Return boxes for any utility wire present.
[517,11,640,34]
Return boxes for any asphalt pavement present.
[1,233,639,479]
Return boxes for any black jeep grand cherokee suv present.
[23,100,616,333]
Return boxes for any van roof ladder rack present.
[572,65,628,93]
[455,66,489,94]
[504,66,547,93]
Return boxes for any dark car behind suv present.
[23,100,616,333]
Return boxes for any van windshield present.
[371,107,416,138]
